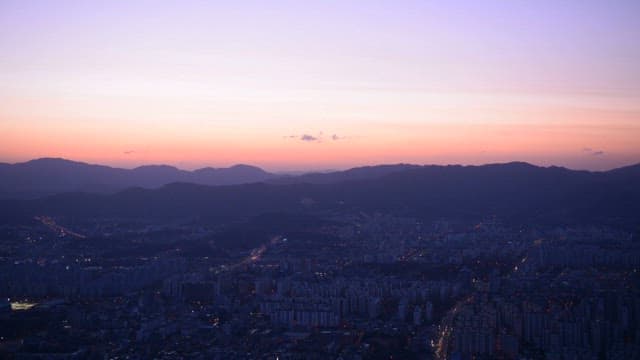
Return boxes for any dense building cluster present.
[1,213,639,359]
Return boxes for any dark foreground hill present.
[2,162,639,229]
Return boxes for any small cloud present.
[582,147,605,156]
[284,132,352,143]
[123,150,136,155]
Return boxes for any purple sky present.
[1,1,639,170]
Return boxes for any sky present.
[1,0,639,171]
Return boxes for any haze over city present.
[2,0,639,171]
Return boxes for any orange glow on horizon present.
[1,1,639,171]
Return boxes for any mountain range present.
[1,158,639,230]
[0,158,274,199]
[0,158,427,199]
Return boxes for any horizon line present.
[1,156,638,174]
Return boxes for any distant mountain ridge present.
[0,158,430,199]
[0,158,275,198]
[2,161,639,229]
[269,164,421,184]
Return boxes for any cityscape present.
[0,160,639,359]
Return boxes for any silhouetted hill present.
[194,164,276,185]
[269,164,421,184]
[0,159,430,199]
[4,162,639,228]
[606,163,640,179]
[0,158,275,198]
